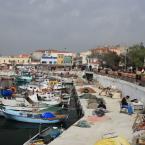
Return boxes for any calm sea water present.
[0,103,80,145]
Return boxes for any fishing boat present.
[0,97,49,116]
[53,82,66,90]
[28,93,62,106]
[23,126,63,145]
[0,106,47,117]
[34,72,45,82]
[16,71,32,83]
[61,94,71,105]
[18,82,49,92]
[2,108,67,124]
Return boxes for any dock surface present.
[49,84,135,145]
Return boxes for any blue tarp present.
[1,89,13,96]
[41,112,56,119]
[49,129,61,138]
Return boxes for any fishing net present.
[75,120,91,128]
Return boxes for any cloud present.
[0,0,145,55]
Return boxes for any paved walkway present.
[49,84,135,145]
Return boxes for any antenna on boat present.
[62,104,64,109]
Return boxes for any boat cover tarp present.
[94,136,130,145]
[49,129,61,138]
[41,112,56,119]
[1,89,13,96]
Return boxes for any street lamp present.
[125,48,128,71]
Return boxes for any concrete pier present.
[49,84,135,145]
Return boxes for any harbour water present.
[0,80,82,145]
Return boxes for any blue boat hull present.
[3,110,61,124]
[4,113,60,124]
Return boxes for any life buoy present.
[10,87,16,93]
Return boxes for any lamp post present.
[125,48,128,71]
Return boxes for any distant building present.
[72,53,82,67]
[31,49,46,62]
[41,52,57,64]
[0,54,31,65]
[87,56,101,69]
[63,52,73,65]
[57,54,64,65]
[91,45,127,56]
[40,49,74,65]
[80,50,91,64]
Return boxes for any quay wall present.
[94,74,145,104]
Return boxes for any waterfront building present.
[41,52,57,64]
[0,54,31,65]
[87,56,101,69]
[40,49,73,65]
[63,52,73,65]
[31,49,46,62]
[72,53,82,67]
[57,54,64,65]
[80,50,91,64]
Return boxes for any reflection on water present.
[0,118,49,129]
[0,117,63,145]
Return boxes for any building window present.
[4,60,5,63]
[18,60,19,63]
[23,60,25,63]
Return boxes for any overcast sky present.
[0,0,145,55]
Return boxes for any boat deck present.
[48,85,135,145]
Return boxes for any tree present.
[101,51,120,70]
[127,43,145,68]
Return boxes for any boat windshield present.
[22,71,31,76]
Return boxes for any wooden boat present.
[0,97,48,109]
[28,93,62,106]
[2,109,67,124]
[53,82,66,90]
[18,82,49,92]
[0,97,30,107]
[61,94,71,105]
[16,71,32,83]
[23,126,63,145]
[0,103,48,117]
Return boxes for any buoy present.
[10,87,16,93]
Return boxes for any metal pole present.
[125,48,128,71]
[125,52,127,71]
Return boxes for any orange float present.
[10,86,16,93]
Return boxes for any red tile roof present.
[18,54,30,58]
[35,49,71,53]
